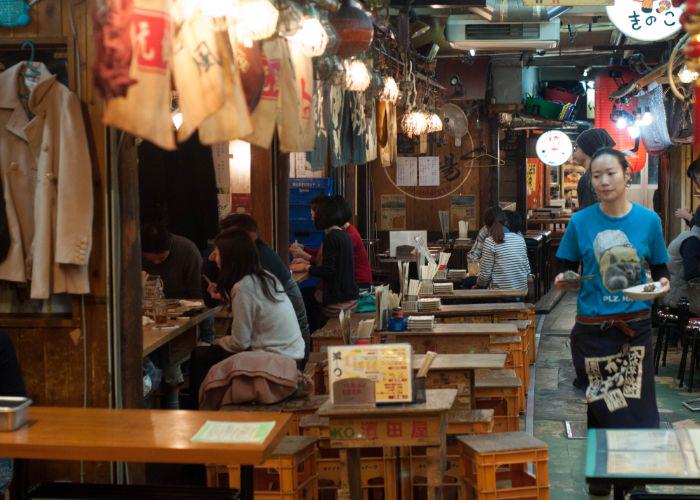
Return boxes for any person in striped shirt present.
[475,207,530,290]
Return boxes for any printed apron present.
[570,318,659,429]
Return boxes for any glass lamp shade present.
[236,0,279,45]
[380,76,399,103]
[344,59,370,91]
[289,16,329,57]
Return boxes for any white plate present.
[622,282,666,301]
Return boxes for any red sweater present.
[345,224,373,286]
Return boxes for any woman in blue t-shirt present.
[555,148,670,433]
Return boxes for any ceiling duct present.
[447,15,561,51]
[470,0,570,23]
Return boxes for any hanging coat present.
[102,0,175,150]
[0,62,93,298]
[171,12,225,142]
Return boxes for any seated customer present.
[190,229,304,408]
[141,221,203,299]
[333,195,373,290]
[209,213,311,365]
[0,332,27,495]
[468,206,506,261]
[504,210,524,236]
[476,207,530,291]
[664,209,700,311]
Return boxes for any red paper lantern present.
[595,71,648,173]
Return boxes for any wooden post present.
[276,147,290,257]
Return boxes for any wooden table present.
[318,389,457,500]
[143,306,221,356]
[405,302,533,322]
[586,428,700,500]
[421,288,528,302]
[0,406,291,500]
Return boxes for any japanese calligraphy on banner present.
[606,0,682,41]
[328,344,413,404]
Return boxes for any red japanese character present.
[386,422,403,438]
[412,421,429,438]
[360,422,378,439]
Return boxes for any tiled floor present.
[534,292,700,499]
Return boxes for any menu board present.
[381,195,407,230]
[328,344,413,404]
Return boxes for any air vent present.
[464,23,541,40]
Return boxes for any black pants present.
[0,332,26,397]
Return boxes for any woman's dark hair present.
[332,195,352,225]
[483,206,506,244]
[314,196,345,230]
[504,210,523,235]
[214,228,281,303]
[590,148,630,174]
[220,213,258,233]
[687,158,700,181]
[311,195,329,212]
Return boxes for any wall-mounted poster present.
[450,194,477,231]
[381,194,407,230]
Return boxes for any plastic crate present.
[290,203,313,220]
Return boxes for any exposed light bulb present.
[641,112,653,126]
[380,76,399,103]
[344,59,370,91]
[427,112,443,133]
[172,111,183,131]
[235,0,279,43]
[678,65,699,84]
[616,117,627,129]
[469,49,476,57]
[288,16,329,57]
[628,124,640,139]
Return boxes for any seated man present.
[204,214,311,366]
[0,332,27,495]
[141,221,203,299]
[141,221,203,408]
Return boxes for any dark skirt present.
[570,318,659,429]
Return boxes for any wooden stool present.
[474,369,521,433]
[209,436,318,499]
[458,432,549,499]
[447,408,495,435]
[400,442,465,500]
[489,336,526,412]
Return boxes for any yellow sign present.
[526,159,539,194]
[328,344,413,404]
[523,0,612,5]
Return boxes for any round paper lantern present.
[329,0,374,58]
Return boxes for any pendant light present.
[277,0,304,38]
[380,76,399,103]
[288,4,329,57]
[344,58,370,91]
[235,0,279,46]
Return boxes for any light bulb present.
[380,76,399,103]
[679,65,700,84]
[172,111,183,130]
[344,59,370,91]
[469,49,476,57]
[628,125,640,139]
[616,117,627,129]
[288,16,329,57]
[235,0,279,43]
[641,112,653,126]
[427,113,443,133]
[634,118,643,128]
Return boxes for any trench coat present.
[0,62,93,299]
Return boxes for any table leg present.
[613,484,624,500]
[338,448,362,500]
[239,465,254,500]
[426,444,446,500]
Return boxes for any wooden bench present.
[474,369,522,433]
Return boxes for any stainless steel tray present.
[0,396,32,431]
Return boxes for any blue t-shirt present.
[556,203,669,317]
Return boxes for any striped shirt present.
[476,232,531,290]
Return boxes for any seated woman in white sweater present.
[189,229,304,408]
[475,207,531,291]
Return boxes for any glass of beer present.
[153,298,168,325]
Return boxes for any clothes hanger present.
[19,40,40,101]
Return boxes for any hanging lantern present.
[235,0,279,46]
[380,76,399,103]
[288,4,329,57]
[320,9,340,55]
[401,109,429,136]
[277,0,304,37]
[427,112,443,133]
[344,58,370,91]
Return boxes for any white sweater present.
[217,273,305,360]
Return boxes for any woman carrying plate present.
[555,148,669,435]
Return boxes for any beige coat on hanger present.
[0,62,93,299]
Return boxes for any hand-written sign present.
[332,378,376,408]
[328,344,413,404]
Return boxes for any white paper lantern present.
[236,0,279,45]
[344,59,370,91]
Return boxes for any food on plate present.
[643,283,657,293]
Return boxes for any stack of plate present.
[407,315,435,331]
[417,298,441,312]
[419,280,434,296]
[448,269,467,280]
[433,282,454,295]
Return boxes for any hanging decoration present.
[380,76,399,103]
[234,0,280,46]
[427,111,443,133]
[93,0,137,99]
[606,0,682,41]
[329,0,374,58]
[276,0,304,37]
[536,131,572,167]
[287,4,329,57]
[344,58,371,91]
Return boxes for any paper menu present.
[396,157,418,186]
[190,421,276,444]
[328,344,413,404]
[418,156,440,186]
